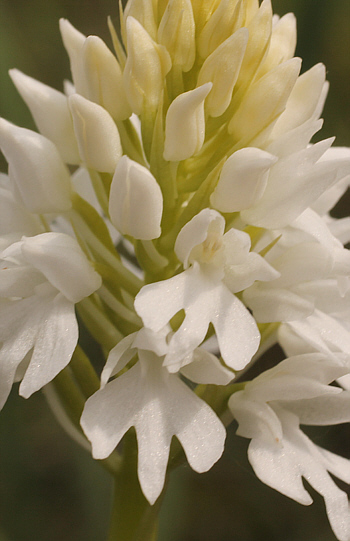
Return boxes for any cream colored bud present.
[9,69,80,165]
[123,0,157,40]
[69,94,122,173]
[0,119,72,214]
[236,0,273,88]
[228,57,301,142]
[210,148,277,212]
[271,63,327,138]
[109,156,163,240]
[191,0,221,36]
[197,28,248,117]
[257,13,297,76]
[158,0,195,72]
[197,0,243,59]
[82,36,132,121]
[123,17,171,114]
[163,83,212,162]
[59,19,88,96]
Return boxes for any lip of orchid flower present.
[80,327,227,505]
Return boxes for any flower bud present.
[236,0,272,88]
[197,0,244,59]
[158,0,195,72]
[256,13,297,76]
[210,148,277,212]
[197,28,248,117]
[271,63,327,138]
[109,155,163,240]
[228,57,301,142]
[123,0,157,40]
[82,36,132,121]
[123,17,171,114]
[69,94,122,173]
[9,69,80,165]
[0,119,72,213]
[163,83,212,161]
[59,19,88,95]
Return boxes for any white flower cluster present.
[1,0,350,538]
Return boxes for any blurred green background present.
[0,1,349,540]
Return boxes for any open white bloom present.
[229,354,350,541]
[0,232,101,409]
[81,327,226,504]
[135,208,278,371]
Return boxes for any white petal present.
[229,392,283,445]
[109,156,163,240]
[135,271,188,332]
[100,332,138,387]
[9,69,80,164]
[271,63,327,138]
[180,348,234,384]
[19,293,78,397]
[164,268,260,371]
[0,291,78,406]
[210,148,277,212]
[242,139,350,228]
[244,285,314,322]
[248,429,313,505]
[0,182,43,238]
[21,232,102,303]
[0,119,72,213]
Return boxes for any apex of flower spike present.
[123,16,171,115]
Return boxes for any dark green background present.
[0,1,349,540]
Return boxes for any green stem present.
[107,430,163,541]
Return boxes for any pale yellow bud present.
[82,35,132,121]
[123,0,157,40]
[163,83,212,162]
[197,0,243,59]
[257,13,297,77]
[244,0,260,24]
[123,17,171,115]
[158,0,195,72]
[69,94,122,173]
[228,57,301,143]
[191,0,221,36]
[236,0,273,88]
[197,28,248,117]
[271,63,327,138]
